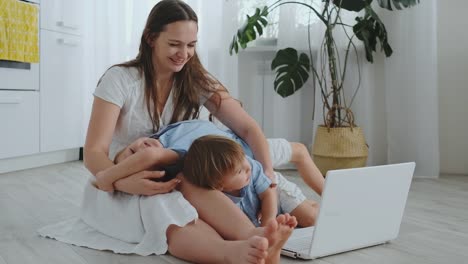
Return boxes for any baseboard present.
[0,148,80,174]
[79,147,84,161]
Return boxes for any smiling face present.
[150,20,198,75]
[222,157,252,192]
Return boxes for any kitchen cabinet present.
[40,0,82,35]
[40,30,84,152]
[0,91,40,159]
[0,0,84,172]
[39,0,85,153]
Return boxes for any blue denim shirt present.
[223,156,271,227]
[152,120,253,158]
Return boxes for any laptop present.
[281,162,416,259]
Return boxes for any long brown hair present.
[116,0,223,132]
[183,135,245,190]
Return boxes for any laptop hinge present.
[280,249,298,258]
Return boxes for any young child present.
[95,120,320,227]
[184,135,285,227]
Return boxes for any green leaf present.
[260,6,268,16]
[271,48,310,98]
[376,0,420,10]
[332,0,372,12]
[229,6,269,55]
[254,23,263,36]
[234,41,239,54]
[353,6,395,63]
[354,18,374,62]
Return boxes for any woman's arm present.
[84,97,179,195]
[205,91,275,182]
[84,97,120,175]
[95,147,180,192]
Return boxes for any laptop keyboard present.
[283,226,315,252]
[285,236,312,251]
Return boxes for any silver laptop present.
[281,162,416,259]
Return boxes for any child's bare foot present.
[263,214,297,264]
[225,236,268,264]
[282,213,298,228]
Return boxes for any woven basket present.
[312,126,368,176]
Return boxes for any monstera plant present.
[230,0,420,174]
[230,0,419,127]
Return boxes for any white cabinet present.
[38,0,85,153]
[0,0,84,171]
[0,63,39,91]
[40,30,84,152]
[0,91,40,159]
[40,0,82,35]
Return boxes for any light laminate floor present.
[1,161,467,264]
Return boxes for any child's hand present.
[265,169,277,187]
[141,137,163,148]
[130,137,163,150]
[95,171,115,193]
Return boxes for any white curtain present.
[82,0,158,142]
[381,0,439,178]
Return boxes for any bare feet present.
[244,214,297,264]
[263,214,297,264]
[225,236,268,264]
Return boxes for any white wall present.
[438,0,468,175]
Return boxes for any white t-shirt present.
[94,66,209,160]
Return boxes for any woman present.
[83,0,294,263]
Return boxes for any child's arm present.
[95,147,179,192]
[258,187,278,227]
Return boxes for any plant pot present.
[312,126,368,176]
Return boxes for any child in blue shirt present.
[183,135,276,227]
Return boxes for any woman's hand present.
[206,91,276,183]
[113,170,181,196]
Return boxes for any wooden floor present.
[0,161,467,264]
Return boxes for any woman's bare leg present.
[178,178,260,240]
[290,142,324,195]
[167,220,268,264]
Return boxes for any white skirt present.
[38,179,198,256]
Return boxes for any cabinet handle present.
[0,97,22,104]
[57,38,79,47]
[56,21,78,30]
